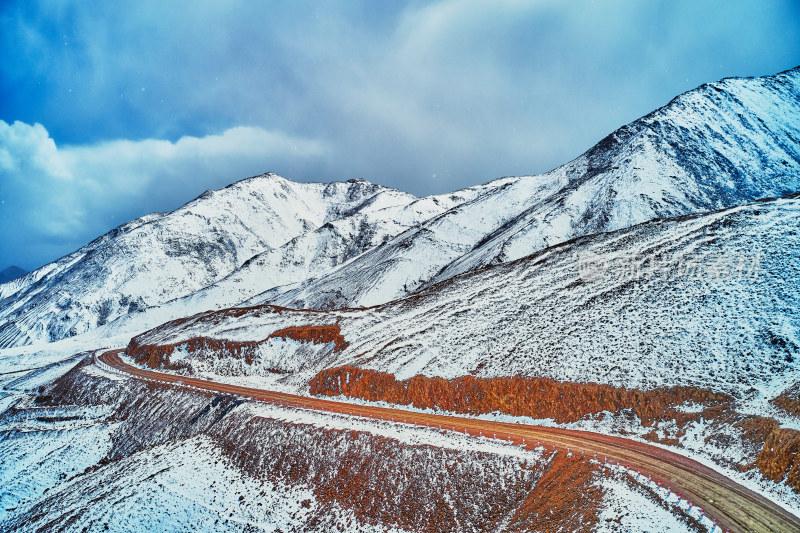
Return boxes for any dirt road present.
[98,349,799,532]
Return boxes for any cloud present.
[0,121,80,241]
[1,0,799,268]
[0,120,327,268]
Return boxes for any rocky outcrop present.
[772,381,800,417]
[751,422,800,492]
[505,453,604,532]
[267,325,348,352]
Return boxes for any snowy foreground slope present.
[0,358,695,532]
[1,67,799,351]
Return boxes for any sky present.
[1,0,799,271]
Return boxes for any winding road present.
[98,349,799,533]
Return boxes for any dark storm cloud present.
[1,0,799,269]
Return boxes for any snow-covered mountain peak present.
[254,67,800,310]
[0,174,422,348]
[2,67,799,348]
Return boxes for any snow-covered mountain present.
[0,176,431,348]
[0,266,25,284]
[123,191,800,505]
[128,191,800,398]
[2,67,798,350]
[137,177,510,320]
[254,66,800,309]
[2,66,800,533]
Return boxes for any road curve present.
[98,349,799,533]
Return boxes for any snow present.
[1,66,799,530]
[4,69,799,352]
[0,176,426,348]
[596,475,692,533]
[0,411,117,520]
[114,191,800,520]
[243,402,541,461]
[251,67,800,312]
[135,194,800,400]
[307,394,800,521]
[599,462,733,533]
[2,434,400,533]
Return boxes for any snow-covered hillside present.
[0,176,437,348]
[2,68,798,350]
[131,192,800,399]
[254,66,800,309]
[134,177,510,323]
[2,360,690,532]
[120,191,800,507]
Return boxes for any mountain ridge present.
[249,66,800,309]
[1,66,799,348]
[0,175,425,347]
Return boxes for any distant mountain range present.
[0,266,26,284]
[0,66,798,350]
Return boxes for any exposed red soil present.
[752,423,800,491]
[127,325,347,370]
[310,366,800,493]
[772,381,800,417]
[309,365,730,425]
[267,325,348,352]
[215,419,541,532]
[505,453,604,532]
[127,336,260,368]
[642,430,681,447]
[34,356,543,532]
[95,349,800,532]
[129,304,370,342]
[727,415,800,492]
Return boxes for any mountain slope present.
[0,175,419,348]
[3,67,798,349]
[254,66,800,310]
[144,177,512,318]
[432,66,800,283]
[131,191,800,398]
[122,190,800,506]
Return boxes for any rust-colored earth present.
[98,349,800,533]
[311,365,800,491]
[310,365,730,424]
[127,324,347,369]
